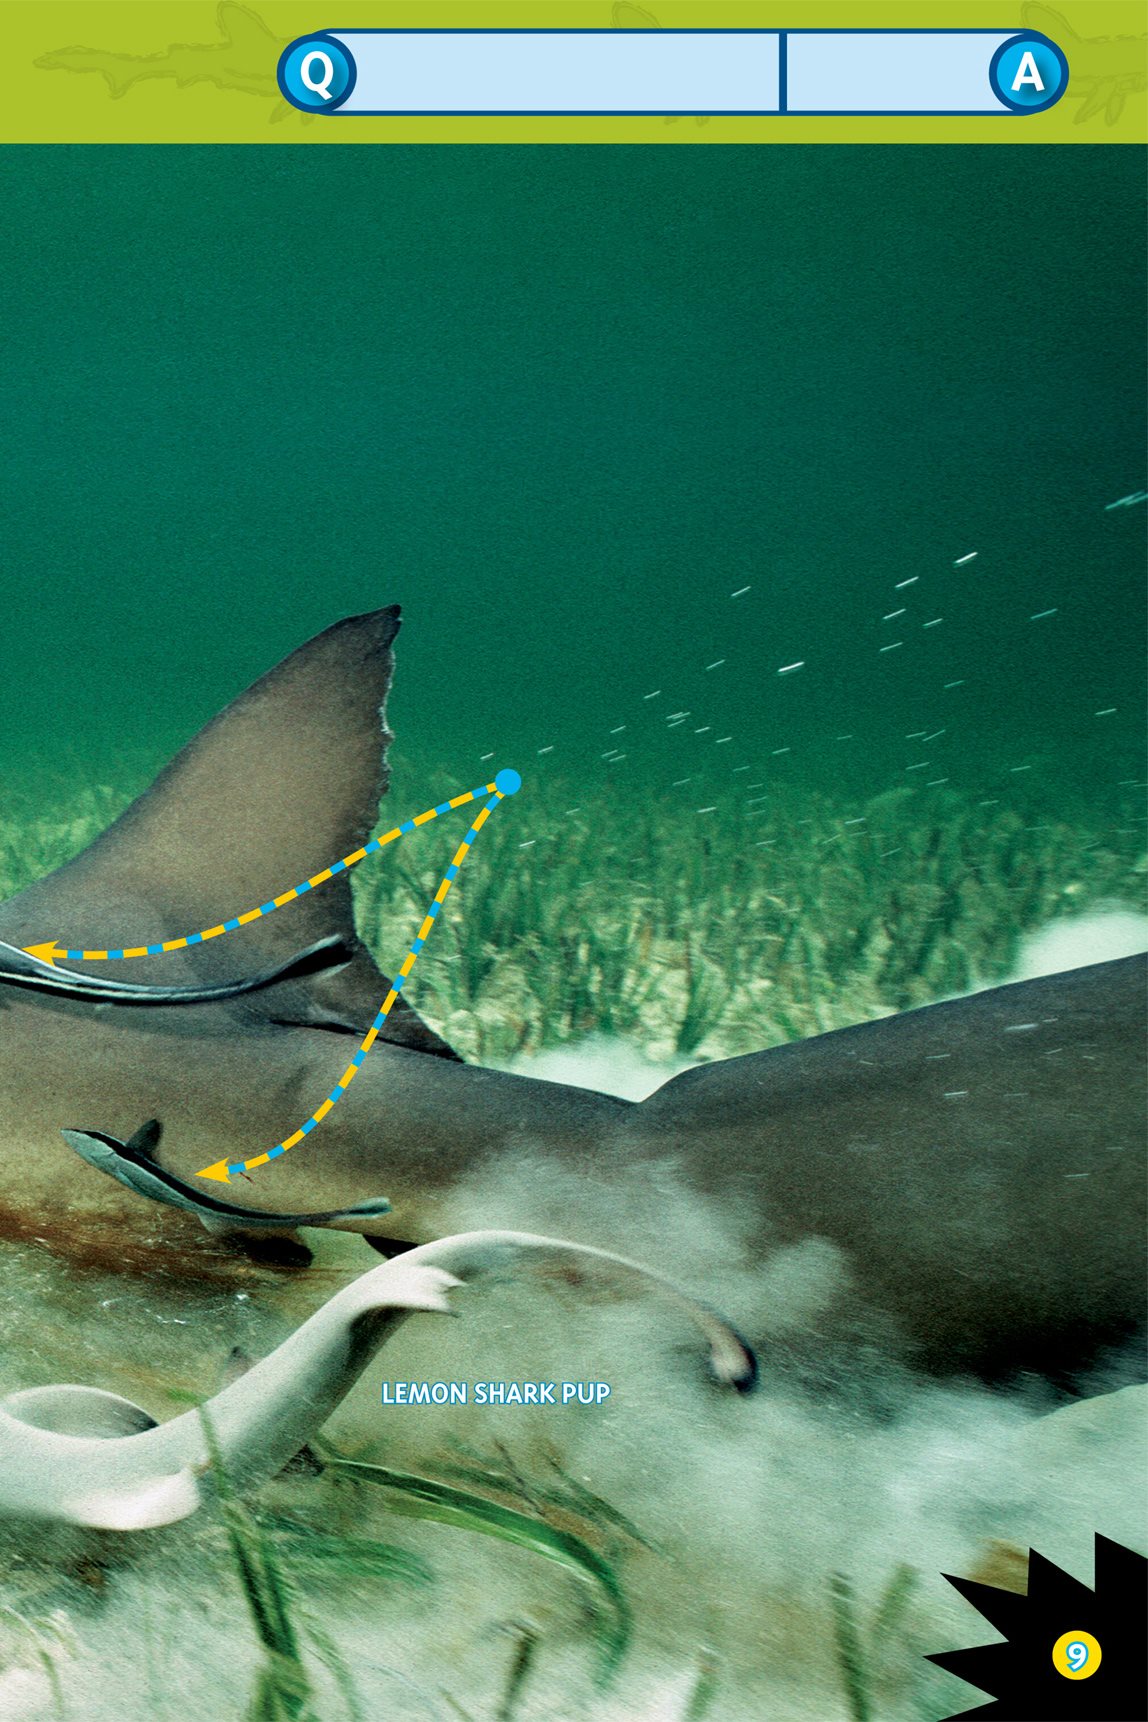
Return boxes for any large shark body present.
[0,606,1143,1384]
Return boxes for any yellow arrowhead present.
[23,940,64,966]
[196,1160,233,1184]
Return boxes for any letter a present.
[1011,51,1044,93]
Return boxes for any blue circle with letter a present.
[278,36,357,113]
[989,34,1069,114]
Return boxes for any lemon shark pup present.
[0,1230,753,1529]
[0,607,1143,1382]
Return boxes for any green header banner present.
[5,1,1146,142]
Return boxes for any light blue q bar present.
[276,29,1069,119]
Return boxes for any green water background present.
[0,146,1144,821]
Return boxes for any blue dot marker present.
[277,35,357,113]
[988,33,1069,114]
[495,768,522,797]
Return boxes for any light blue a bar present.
[786,33,1017,115]
[329,31,780,115]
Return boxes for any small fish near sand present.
[0,606,1143,1387]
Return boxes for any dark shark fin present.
[0,608,458,1059]
[219,2,279,50]
[126,1119,162,1160]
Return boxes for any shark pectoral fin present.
[72,1469,202,1532]
[0,607,458,1059]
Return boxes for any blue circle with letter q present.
[989,33,1068,114]
[278,36,356,113]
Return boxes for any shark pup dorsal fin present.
[0,607,457,1059]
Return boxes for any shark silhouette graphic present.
[33,2,1148,132]
[34,1,308,126]
[1022,4,1147,126]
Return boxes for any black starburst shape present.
[928,1533,1147,1719]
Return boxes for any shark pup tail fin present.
[391,1231,759,1393]
[0,608,458,1058]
